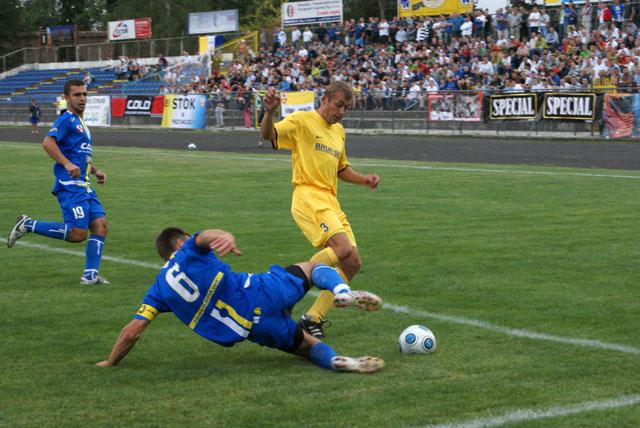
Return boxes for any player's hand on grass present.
[263,88,280,113]
[65,162,81,178]
[210,232,243,257]
[93,169,107,185]
[364,174,380,190]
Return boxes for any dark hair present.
[155,227,189,261]
[64,79,86,96]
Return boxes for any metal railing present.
[0,32,248,74]
[1,88,637,140]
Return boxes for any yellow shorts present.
[291,185,356,249]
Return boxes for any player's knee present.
[345,253,361,276]
[90,218,108,236]
[350,255,362,274]
[68,228,88,242]
[333,244,353,262]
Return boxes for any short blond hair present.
[324,81,353,103]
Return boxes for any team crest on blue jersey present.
[76,124,84,133]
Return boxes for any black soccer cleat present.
[299,314,330,339]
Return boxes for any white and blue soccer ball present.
[398,325,437,354]
[187,143,197,150]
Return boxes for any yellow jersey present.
[273,110,349,195]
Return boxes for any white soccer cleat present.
[333,290,383,312]
[80,276,110,285]
[7,214,30,248]
[332,356,384,374]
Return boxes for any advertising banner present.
[161,94,207,129]
[428,92,483,122]
[47,24,75,46]
[489,93,537,120]
[151,96,164,116]
[282,0,343,26]
[398,0,472,18]
[603,93,640,139]
[198,35,225,55]
[188,10,238,35]
[83,96,111,127]
[125,95,154,116]
[280,91,315,117]
[543,93,595,120]
[111,98,125,117]
[108,18,151,41]
[428,93,455,120]
[545,0,586,6]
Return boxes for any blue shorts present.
[30,117,39,125]
[247,265,306,352]
[57,189,106,229]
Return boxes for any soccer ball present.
[187,143,197,150]
[398,325,436,354]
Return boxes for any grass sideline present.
[1,141,639,427]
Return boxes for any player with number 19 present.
[6,79,109,285]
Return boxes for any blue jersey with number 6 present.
[134,235,258,347]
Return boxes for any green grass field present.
[1,140,639,427]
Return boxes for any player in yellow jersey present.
[260,81,380,338]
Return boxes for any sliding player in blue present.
[6,79,109,285]
[97,227,384,373]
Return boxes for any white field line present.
[3,237,639,356]
[383,302,640,356]
[427,393,640,428]
[1,238,158,269]
[99,148,640,181]
[4,142,637,181]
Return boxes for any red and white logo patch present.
[76,124,84,133]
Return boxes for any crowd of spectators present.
[154,1,640,111]
[112,56,155,81]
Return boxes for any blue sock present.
[83,235,106,280]
[309,342,338,370]
[25,219,71,241]
[311,264,350,295]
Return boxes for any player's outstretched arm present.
[97,319,149,367]
[260,87,280,141]
[338,166,380,190]
[42,136,81,178]
[195,229,243,257]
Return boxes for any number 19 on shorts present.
[72,206,85,219]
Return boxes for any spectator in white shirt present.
[529,6,541,35]
[460,16,473,37]
[302,27,313,47]
[291,27,301,50]
[277,29,287,48]
[378,18,390,44]
[395,26,408,43]
[477,57,494,75]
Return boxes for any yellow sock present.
[306,290,336,323]
[309,247,339,266]
[306,249,349,322]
